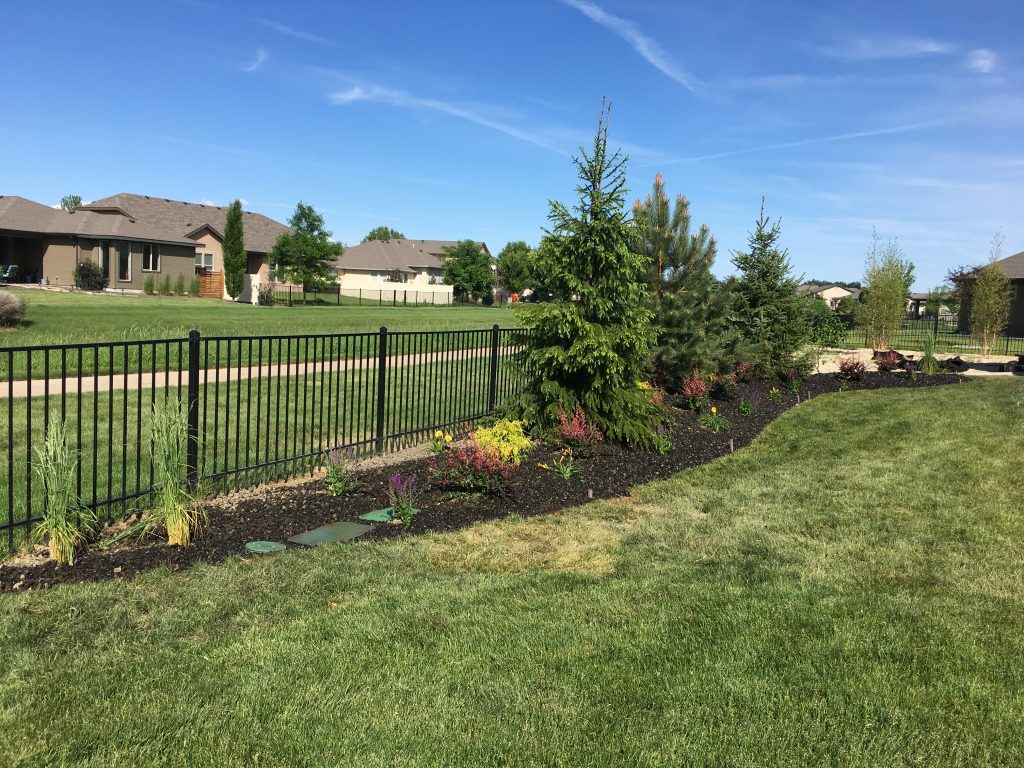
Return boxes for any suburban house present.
[958,249,1024,337]
[335,239,491,300]
[796,283,860,309]
[0,193,290,301]
[81,194,289,301]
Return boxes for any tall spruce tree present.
[222,199,246,299]
[633,174,740,388]
[512,103,657,446]
[730,201,809,377]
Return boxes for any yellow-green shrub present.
[473,419,533,466]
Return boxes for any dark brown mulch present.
[0,372,965,592]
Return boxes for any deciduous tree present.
[60,195,81,213]
[442,240,493,301]
[855,230,914,350]
[269,202,344,302]
[970,232,1011,355]
[362,226,406,243]
[496,241,533,294]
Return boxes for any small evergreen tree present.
[442,240,493,301]
[512,103,657,446]
[633,174,740,387]
[222,199,246,299]
[269,202,344,303]
[855,230,914,350]
[730,201,808,377]
[496,241,533,294]
[970,233,1011,354]
[60,195,81,213]
[362,226,406,243]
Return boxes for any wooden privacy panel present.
[198,272,224,299]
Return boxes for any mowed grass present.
[1,379,1023,766]
[1,288,514,347]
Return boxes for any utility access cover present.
[246,541,287,554]
[287,521,373,547]
[359,509,395,522]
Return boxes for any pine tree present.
[730,201,809,377]
[512,103,657,447]
[222,199,246,299]
[633,174,740,388]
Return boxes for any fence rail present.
[837,314,1024,356]
[0,325,525,551]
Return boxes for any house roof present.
[338,239,490,273]
[993,250,1024,280]
[82,193,290,254]
[0,195,197,246]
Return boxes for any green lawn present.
[0,289,516,380]
[2,288,514,347]
[1,379,1023,766]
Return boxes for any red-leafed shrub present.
[433,435,512,494]
[734,362,757,383]
[555,405,603,447]
[874,351,901,373]
[837,356,866,380]
[680,369,709,410]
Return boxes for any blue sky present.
[2,0,1021,289]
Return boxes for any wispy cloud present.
[253,17,331,45]
[329,84,569,153]
[821,35,954,60]
[242,48,267,73]
[657,120,944,165]
[558,0,700,92]
[966,48,997,74]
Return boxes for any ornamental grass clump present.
[150,398,205,546]
[32,420,95,565]
[920,334,940,375]
[325,447,359,496]
[387,474,418,525]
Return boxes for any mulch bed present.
[0,372,965,592]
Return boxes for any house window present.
[194,252,214,275]
[141,243,160,272]
[117,242,131,282]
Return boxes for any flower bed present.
[0,372,964,591]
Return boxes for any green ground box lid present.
[287,521,374,547]
[359,508,396,522]
[245,541,287,554]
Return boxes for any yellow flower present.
[711,406,717,414]
[434,430,443,438]
[444,434,453,443]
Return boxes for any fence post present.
[186,329,201,490]
[487,324,500,412]
[933,312,939,338]
[375,326,388,454]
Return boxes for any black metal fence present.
[0,326,525,551]
[838,314,1024,355]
